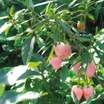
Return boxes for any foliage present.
[0,0,104,104]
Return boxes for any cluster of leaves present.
[0,0,104,104]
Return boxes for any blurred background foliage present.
[0,0,104,104]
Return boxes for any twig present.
[53,68,62,88]
[94,72,104,89]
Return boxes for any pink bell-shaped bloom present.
[51,56,62,70]
[61,43,71,60]
[71,85,83,102]
[54,42,65,57]
[86,62,95,78]
[83,85,94,100]
[73,60,81,75]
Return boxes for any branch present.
[94,72,104,89]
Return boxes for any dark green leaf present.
[58,20,73,34]
[93,46,103,62]
[22,35,35,65]
[14,35,29,46]
[29,0,34,9]
[42,80,53,94]
[68,0,77,8]
[73,92,80,104]
[55,82,69,89]
[0,36,15,41]
[96,41,104,51]
[0,65,27,85]
[95,2,103,21]
[17,70,40,81]
[0,90,48,104]
[32,53,45,68]
[0,84,5,97]
[86,93,94,104]
[37,37,45,48]
[60,66,68,82]
[82,52,89,73]
[54,27,59,42]
[78,37,91,42]
[0,22,12,34]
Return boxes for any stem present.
[53,68,62,87]
[94,72,104,89]
[86,76,89,88]
[64,32,66,44]
[77,63,83,88]
[56,16,61,43]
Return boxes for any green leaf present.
[55,82,69,89]
[17,70,40,81]
[0,22,12,34]
[82,52,89,73]
[0,35,15,41]
[86,93,94,104]
[14,35,29,46]
[87,13,95,21]
[0,65,27,85]
[5,26,11,37]
[32,53,45,68]
[0,16,10,20]
[93,46,103,62]
[9,5,14,16]
[22,35,35,65]
[42,80,52,94]
[96,41,104,51]
[54,27,59,42]
[28,62,42,68]
[58,20,73,34]
[0,90,48,104]
[68,0,77,8]
[95,2,103,21]
[37,37,45,48]
[15,24,23,32]
[73,92,79,104]
[60,66,68,82]
[0,84,5,97]
[29,0,34,9]
[71,26,79,35]
[45,45,54,64]
[78,37,91,42]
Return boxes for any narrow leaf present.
[0,22,12,34]
[0,90,48,104]
[29,0,34,9]
[28,62,42,68]
[0,65,27,85]
[17,70,40,81]
[45,45,54,64]
[9,5,14,16]
[58,20,73,34]
[96,41,104,51]
[60,66,68,82]
[0,84,5,97]
[87,13,95,22]
[22,35,35,65]
[78,37,91,42]
[95,2,103,21]
[32,53,45,68]
[54,27,59,42]
[82,52,89,73]
[73,92,80,104]
[86,93,94,104]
